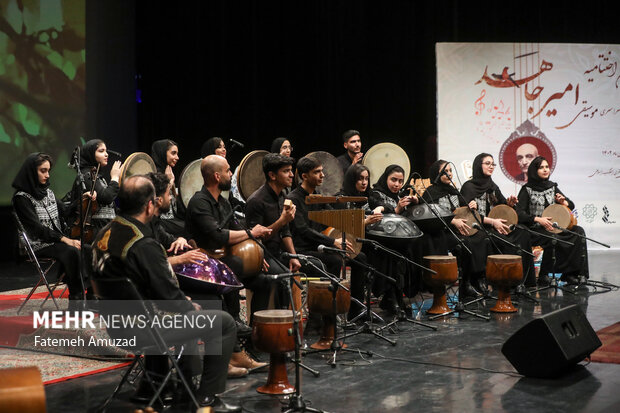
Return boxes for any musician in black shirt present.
[336,130,364,176]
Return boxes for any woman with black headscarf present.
[367,164,421,315]
[13,153,83,302]
[71,139,122,235]
[151,139,187,237]
[270,137,293,157]
[461,153,536,289]
[201,137,246,212]
[516,156,588,285]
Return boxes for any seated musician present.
[245,153,301,280]
[151,139,187,238]
[185,155,271,374]
[91,175,240,412]
[516,156,589,286]
[421,160,492,297]
[12,153,83,305]
[146,172,208,267]
[288,156,369,321]
[336,129,364,176]
[70,139,122,234]
[336,164,382,319]
[460,153,536,289]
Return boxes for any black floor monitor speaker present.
[501,304,602,378]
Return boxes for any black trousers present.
[37,243,82,297]
[532,225,589,279]
[142,310,236,396]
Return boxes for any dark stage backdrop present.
[2,0,618,261]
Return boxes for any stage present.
[1,250,619,413]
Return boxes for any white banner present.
[437,43,620,250]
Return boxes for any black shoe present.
[234,318,252,337]
[537,275,551,286]
[131,380,175,404]
[461,284,482,298]
[198,395,242,412]
[562,275,580,285]
[474,278,488,295]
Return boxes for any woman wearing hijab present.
[516,156,588,285]
[151,139,186,237]
[336,163,383,319]
[13,153,83,303]
[368,164,421,315]
[461,153,536,288]
[422,160,493,296]
[270,137,293,157]
[71,139,122,235]
[201,137,246,211]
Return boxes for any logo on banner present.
[582,204,597,223]
[602,205,616,224]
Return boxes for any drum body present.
[237,150,268,200]
[307,280,350,350]
[228,239,264,277]
[252,310,295,394]
[486,254,522,313]
[422,255,458,315]
[362,143,410,187]
[488,205,518,233]
[173,255,243,295]
[453,207,482,236]
[542,204,577,234]
[297,151,344,196]
[118,152,156,187]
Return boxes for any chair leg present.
[39,271,67,309]
[98,356,141,413]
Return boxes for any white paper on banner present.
[437,42,620,250]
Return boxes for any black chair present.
[12,211,67,314]
[90,276,200,411]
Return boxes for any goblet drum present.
[422,255,458,315]
[252,309,296,394]
[486,254,523,313]
[307,280,351,350]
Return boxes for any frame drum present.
[488,205,518,233]
[542,204,577,234]
[362,143,410,187]
[237,150,268,201]
[322,227,361,258]
[453,206,482,236]
[179,159,202,207]
[118,152,156,187]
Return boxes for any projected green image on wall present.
[0,0,85,205]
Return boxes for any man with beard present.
[185,155,271,374]
[336,130,364,176]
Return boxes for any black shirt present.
[245,184,291,256]
[287,186,335,252]
[185,186,242,250]
[336,153,353,176]
[92,215,193,313]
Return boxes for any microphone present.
[264,272,298,281]
[355,237,376,244]
[229,138,245,149]
[317,245,348,255]
[281,252,310,260]
[107,149,122,158]
[433,163,449,184]
[472,223,483,230]
[67,146,79,168]
[508,224,517,231]
[552,222,562,229]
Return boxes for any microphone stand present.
[528,231,576,296]
[300,255,375,364]
[410,173,488,321]
[356,239,438,332]
[71,148,88,307]
[230,215,321,378]
[550,225,618,292]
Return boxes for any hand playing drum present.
[110,160,123,181]
[250,224,272,239]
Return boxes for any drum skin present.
[297,151,343,196]
[542,204,577,234]
[362,143,411,187]
[237,150,268,200]
[453,207,482,236]
[488,205,518,233]
[118,152,156,187]
[179,159,203,208]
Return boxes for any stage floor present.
[4,250,620,413]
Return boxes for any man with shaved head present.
[186,155,272,374]
[515,143,538,182]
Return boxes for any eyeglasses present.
[482,162,496,167]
